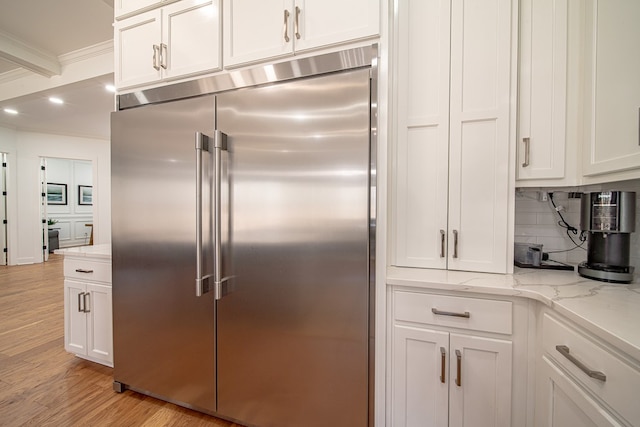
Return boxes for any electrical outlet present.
[539,191,548,202]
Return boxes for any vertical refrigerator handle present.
[195,132,212,297]
[213,130,228,300]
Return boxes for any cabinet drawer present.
[64,258,112,284]
[393,291,512,335]
[542,313,640,425]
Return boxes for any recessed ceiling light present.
[105,84,116,93]
[3,108,18,115]
[49,97,64,105]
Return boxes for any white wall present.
[515,179,640,274]
[46,158,94,248]
[0,126,110,265]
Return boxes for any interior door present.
[0,153,6,265]
[216,69,372,427]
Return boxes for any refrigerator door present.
[217,69,371,426]
[111,95,217,413]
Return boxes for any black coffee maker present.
[578,191,636,283]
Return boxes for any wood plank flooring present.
[0,255,243,426]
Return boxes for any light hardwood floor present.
[0,254,242,426]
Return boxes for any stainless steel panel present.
[111,95,217,413]
[216,69,371,427]
[118,45,378,110]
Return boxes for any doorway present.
[42,157,94,256]
[0,153,7,266]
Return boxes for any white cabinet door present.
[448,333,512,427]
[447,0,512,273]
[223,0,379,68]
[115,0,162,19]
[392,0,450,270]
[293,0,379,52]
[64,280,87,355]
[115,9,163,88]
[224,0,294,67]
[392,325,449,427]
[582,0,640,177]
[392,0,514,273]
[536,357,623,427]
[162,0,221,80]
[86,283,113,365]
[517,0,568,180]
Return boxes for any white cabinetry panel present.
[223,0,379,68]
[518,0,568,180]
[392,0,514,273]
[583,0,640,177]
[115,0,221,89]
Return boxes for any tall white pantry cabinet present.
[391,0,515,274]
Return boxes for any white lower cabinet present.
[63,257,113,367]
[536,356,622,427]
[535,310,640,426]
[391,289,519,427]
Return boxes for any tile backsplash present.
[515,179,640,274]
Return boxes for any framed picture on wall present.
[46,183,67,205]
[78,185,93,205]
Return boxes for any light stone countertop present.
[55,243,111,260]
[387,266,640,362]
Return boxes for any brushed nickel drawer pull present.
[440,347,446,383]
[432,308,470,318]
[455,349,462,386]
[75,268,94,273]
[556,345,606,382]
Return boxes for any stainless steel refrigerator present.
[111,46,376,427]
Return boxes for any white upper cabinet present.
[115,0,221,89]
[223,0,380,67]
[392,0,515,273]
[582,0,640,178]
[115,0,163,19]
[517,0,569,182]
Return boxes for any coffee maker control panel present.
[591,192,618,231]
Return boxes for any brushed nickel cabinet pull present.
[283,10,291,42]
[152,44,160,70]
[432,308,470,318]
[556,345,606,382]
[452,229,458,258]
[83,293,91,313]
[455,349,462,386]
[522,137,530,167]
[440,229,445,258]
[160,43,167,69]
[294,6,301,39]
[440,347,446,383]
[75,268,94,273]
[78,292,84,312]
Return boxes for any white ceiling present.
[0,0,115,140]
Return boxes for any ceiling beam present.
[0,30,61,77]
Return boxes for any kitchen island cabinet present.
[59,244,112,367]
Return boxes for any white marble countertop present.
[387,266,640,362]
[55,243,111,260]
